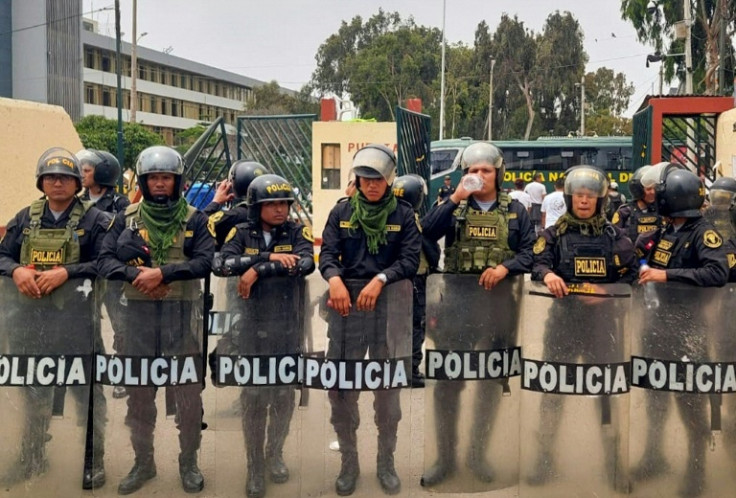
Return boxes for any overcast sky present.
[84,0,663,118]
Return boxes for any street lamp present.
[129,0,146,123]
[488,57,496,141]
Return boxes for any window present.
[430,148,461,175]
[321,144,341,189]
[84,48,95,69]
[101,55,110,72]
[85,84,96,104]
[102,88,111,107]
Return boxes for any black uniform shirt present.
[612,201,661,242]
[80,188,130,215]
[636,216,729,287]
[532,222,638,284]
[421,196,535,275]
[437,184,455,201]
[219,220,314,274]
[204,202,249,250]
[0,198,110,278]
[319,198,420,283]
[98,207,214,283]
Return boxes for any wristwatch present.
[376,273,388,284]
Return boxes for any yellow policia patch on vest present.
[728,253,736,269]
[533,237,546,254]
[574,257,607,277]
[508,213,517,219]
[703,230,723,248]
[639,216,658,224]
[225,227,237,244]
[466,225,497,239]
[385,224,401,232]
[302,226,314,242]
[638,224,657,233]
[274,245,293,253]
[339,221,353,229]
[652,249,671,266]
[245,248,259,255]
[611,212,620,225]
[657,239,673,250]
[207,211,224,237]
[31,248,64,265]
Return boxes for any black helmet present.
[245,174,294,222]
[563,165,608,215]
[135,146,185,202]
[392,174,427,211]
[351,144,397,185]
[228,160,270,198]
[657,167,704,218]
[629,165,653,201]
[35,147,82,193]
[77,149,121,188]
[709,176,736,209]
[460,142,505,190]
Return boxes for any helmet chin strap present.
[151,194,174,204]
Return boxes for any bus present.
[430,136,634,199]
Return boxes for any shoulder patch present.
[703,229,723,249]
[302,226,314,242]
[225,227,237,244]
[533,236,546,255]
[611,212,620,225]
[208,211,224,237]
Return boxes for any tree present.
[621,0,735,94]
[582,68,634,136]
[75,115,164,170]
[245,81,320,115]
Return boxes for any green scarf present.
[349,190,397,254]
[139,198,189,265]
[555,212,608,236]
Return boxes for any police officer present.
[205,160,271,250]
[0,148,111,489]
[392,174,440,388]
[319,144,420,496]
[527,165,638,490]
[632,164,728,496]
[704,176,736,241]
[98,145,214,495]
[213,174,314,498]
[78,149,130,213]
[420,142,535,486]
[612,164,662,241]
[436,175,455,203]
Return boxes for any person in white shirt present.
[541,177,567,228]
[524,173,547,234]
[509,179,532,210]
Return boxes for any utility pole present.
[114,0,124,182]
[439,0,446,140]
[580,76,585,136]
[684,0,693,93]
[130,0,138,123]
[718,0,726,94]
[488,57,495,141]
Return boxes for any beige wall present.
[311,121,396,240]
[0,98,83,226]
[716,107,736,179]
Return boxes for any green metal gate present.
[632,106,652,169]
[182,117,233,208]
[660,114,719,181]
[396,106,432,215]
[237,114,317,225]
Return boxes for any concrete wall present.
[311,121,397,240]
[0,97,82,226]
[12,0,46,104]
[716,107,736,178]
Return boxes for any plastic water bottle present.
[462,174,483,192]
[639,259,660,309]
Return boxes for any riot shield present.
[0,277,95,495]
[302,278,413,496]
[421,274,523,493]
[519,281,631,498]
[211,273,326,497]
[629,282,736,497]
[98,278,205,495]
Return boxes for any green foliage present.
[246,81,320,115]
[75,115,164,170]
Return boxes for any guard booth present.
[632,95,733,183]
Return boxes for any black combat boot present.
[245,445,266,498]
[83,462,106,490]
[1,434,49,487]
[526,434,557,486]
[179,452,204,493]
[679,439,706,497]
[335,430,360,496]
[377,430,400,494]
[117,456,156,495]
[467,433,494,483]
[265,388,294,484]
[420,407,457,487]
[243,400,267,498]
